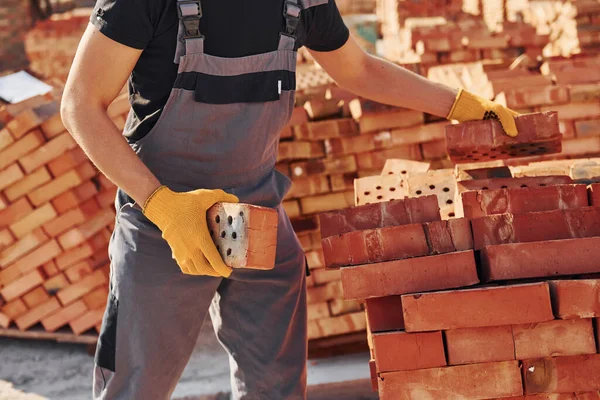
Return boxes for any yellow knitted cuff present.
[142,185,176,230]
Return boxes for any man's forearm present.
[61,103,161,207]
[340,54,460,118]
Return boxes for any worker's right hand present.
[141,185,239,277]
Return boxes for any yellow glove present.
[142,185,239,277]
[447,89,521,137]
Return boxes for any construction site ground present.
[0,321,375,400]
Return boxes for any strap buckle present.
[283,1,301,35]
[177,0,203,39]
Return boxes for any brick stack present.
[0,91,130,335]
[23,8,91,81]
[317,115,600,397]
[0,0,31,71]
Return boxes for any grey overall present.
[92,1,325,398]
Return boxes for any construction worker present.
[60,0,519,398]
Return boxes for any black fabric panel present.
[94,292,119,372]
[174,70,295,104]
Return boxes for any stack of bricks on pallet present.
[316,127,600,398]
[0,91,128,334]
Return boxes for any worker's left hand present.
[447,89,521,137]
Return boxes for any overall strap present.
[278,0,301,51]
[174,0,204,63]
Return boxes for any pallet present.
[0,325,98,345]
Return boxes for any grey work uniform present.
[90,0,341,398]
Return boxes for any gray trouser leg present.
[210,207,308,400]
[93,204,221,400]
[93,205,307,400]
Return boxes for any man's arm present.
[61,24,161,206]
[307,34,459,118]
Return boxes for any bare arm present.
[308,34,459,118]
[61,24,160,206]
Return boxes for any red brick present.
[421,140,448,160]
[590,184,600,206]
[0,228,47,267]
[83,286,108,309]
[522,355,600,394]
[575,119,600,138]
[18,132,78,174]
[0,163,25,191]
[481,237,600,282]
[1,299,27,319]
[0,270,45,302]
[322,218,472,268]
[365,296,405,332]
[0,197,33,229]
[0,128,14,152]
[505,85,570,109]
[307,311,366,340]
[445,326,515,365]
[4,166,52,202]
[300,191,354,214]
[569,83,600,103]
[47,147,87,177]
[15,297,61,331]
[292,118,358,141]
[355,145,423,171]
[0,312,9,328]
[369,359,378,392]
[6,109,42,139]
[0,130,45,170]
[27,169,84,207]
[458,175,573,194]
[43,274,69,295]
[329,298,361,315]
[306,281,343,304]
[41,300,88,332]
[349,99,424,133]
[379,361,523,400]
[540,102,600,121]
[277,141,325,162]
[461,184,588,219]
[402,282,554,332]
[284,176,330,199]
[513,319,597,360]
[22,286,50,308]
[56,269,107,306]
[58,208,114,250]
[472,207,600,250]
[40,112,66,139]
[548,279,600,319]
[341,250,478,300]
[41,260,59,277]
[9,203,57,239]
[290,155,356,179]
[311,268,341,285]
[446,111,561,163]
[373,331,446,373]
[0,229,14,250]
[318,195,440,239]
[69,308,104,335]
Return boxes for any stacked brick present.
[318,133,600,397]
[0,91,130,335]
[23,8,90,81]
[0,0,31,71]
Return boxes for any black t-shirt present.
[90,0,350,141]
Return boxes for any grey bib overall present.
[92,1,324,398]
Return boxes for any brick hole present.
[416,190,422,195]
[509,153,518,157]
[501,185,508,188]
[215,215,220,223]
[232,232,237,239]
[388,171,394,175]
[390,187,396,192]
[472,150,478,154]
[446,199,453,204]
[389,198,395,201]
[239,211,244,217]
[401,170,407,174]
[521,184,528,188]
[482,186,489,190]
[448,212,455,217]
[376,186,382,190]
[377,195,383,200]
[538,147,546,151]
[482,153,488,156]
[429,185,435,190]
[509,145,517,149]
[221,231,226,238]
[364,191,371,195]
[228,216,233,225]
[519,148,528,152]
[490,155,497,159]
[529,143,536,147]
[226,248,232,256]
[466,155,473,158]
[365,202,371,205]
[443,187,450,192]
[539,183,546,187]
[500,151,508,155]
